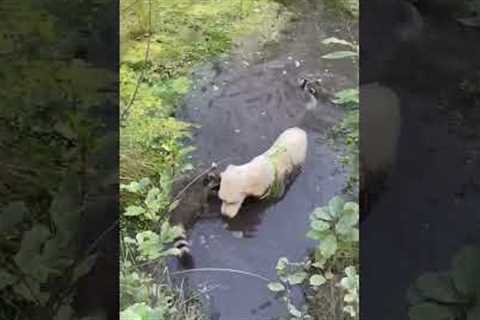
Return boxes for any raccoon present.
[168,168,220,267]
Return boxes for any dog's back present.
[266,127,308,170]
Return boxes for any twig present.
[171,267,273,282]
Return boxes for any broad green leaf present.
[276,257,289,272]
[287,272,308,285]
[0,269,17,290]
[344,292,357,303]
[268,282,285,292]
[408,303,459,320]
[0,201,28,233]
[344,202,359,216]
[288,303,302,318]
[416,273,465,303]
[335,209,358,235]
[322,51,357,59]
[312,207,333,221]
[328,196,344,218]
[344,228,359,242]
[120,303,165,320]
[345,266,357,277]
[124,206,145,217]
[452,246,480,296]
[343,305,356,317]
[311,220,330,232]
[319,234,337,259]
[333,88,359,106]
[306,229,328,241]
[310,274,326,286]
[322,37,355,48]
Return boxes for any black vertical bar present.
[0,0,119,319]
[361,0,480,319]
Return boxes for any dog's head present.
[218,159,274,218]
[218,165,248,218]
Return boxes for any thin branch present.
[171,267,272,283]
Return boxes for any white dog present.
[218,127,308,218]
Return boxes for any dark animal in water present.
[168,168,220,267]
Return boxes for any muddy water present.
[173,1,357,319]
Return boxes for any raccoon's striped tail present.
[173,233,194,269]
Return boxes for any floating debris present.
[234,129,241,133]
[294,60,301,67]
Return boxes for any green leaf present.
[322,51,357,59]
[120,303,165,320]
[287,272,308,285]
[309,274,326,287]
[344,228,359,242]
[0,201,28,233]
[322,37,355,48]
[287,303,302,318]
[416,273,465,303]
[306,229,328,241]
[276,257,289,272]
[333,88,359,106]
[335,207,358,235]
[328,196,344,218]
[408,303,459,320]
[136,231,163,260]
[268,282,285,292]
[124,206,145,217]
[452,246,480,296]
[345,266,357,277]
[0,269,18,290]
[319,234,337,259]
[312,207,333,221]
[311,220,330,231]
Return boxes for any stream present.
[171,1,358,319]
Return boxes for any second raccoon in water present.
[168,168,220,267]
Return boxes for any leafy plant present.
[307,196,359,270]
[339,266,359,318]
[267,257,315,319]
[121,177,172,223]
[0,173,98,319]
[407,246,480,320]
[321,37,358,62]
